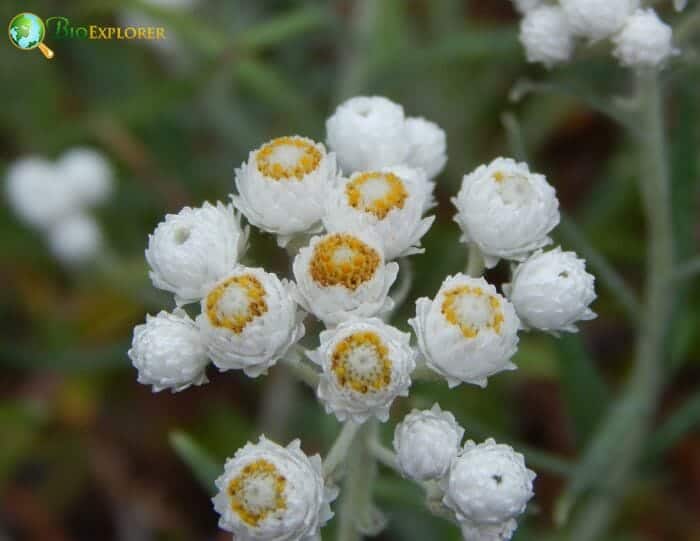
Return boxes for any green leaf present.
[646,391,700,462]
[0,400,48,486]
[169,430,222,495]
[233,6,329,51]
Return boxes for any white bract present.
[233,136,337,246]
[323,166,435,260]
[213,437,337,541]
[326,96,409,174]
[145,201,248,305]
[128,309,209,392]
[57,147,114,207]
[292,229,398,327]
[197,266,305,378]
[613,9,676,69]
[307,318,415,423]
[560,0,639,42]
[404,117,447,180]
[442,439,535,533]
[520,5,575,68]
[453,157,559,268]
[459,518,518,541]
[410,274,520,388]
[504,247,596,333]
[48,213,103,264]
[393,404,464,481]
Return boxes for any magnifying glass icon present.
[8,12,55,59]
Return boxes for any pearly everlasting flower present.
[5,156,81,229]
[511,0,543,14]
[323,166,435,260]
[404,117,447,180]
[213,437,337,541]
[442,439,535,533]
[47,213,103,264]
[57,147,114,207]
[504,247,596,333]
[459,518,518,541]
[196,266,305,378]
[326,96,409,174]
[128,309,209,392]
[520,5,575,68]
[560,0,639,42]
[393,404,464,481]
[409,274,520,388]
[145,201,248,305]
[613,9,676,69]
[291,229,398,327]
[233,136,337,246]
[307,318,416,423]
[452,157,559,268]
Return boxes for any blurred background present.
[1,0,699,540]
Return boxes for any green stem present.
[568,71,674,541]
[466,244,485,277]
[674,256,700,282]
[281,354,320,389]
[323,421,361,481]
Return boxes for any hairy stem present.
[323,421,361,481]
[466,244,485,277]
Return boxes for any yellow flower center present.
[228,459,287,527]
[331,331,392,394]
[205,274,268,333]
[255,136,322,181]
[309,234,380,291]
[345,172,408,219]
[441,285,504,338]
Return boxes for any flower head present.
[307,318,415,423]
[57,147,114,207]
[560,0,639,42]
[323,166,435,260]
[409,274,520,388]
[128,309,209,392]
[48,213,103,264]
[213,437,337,541]
[442,439,535,528]
[452,157,559,268]
[404,117,447,180]
[292,229,398,326]
[326,96,409,174]
[393,404,464,481]
[233,136,337,246]
[145,201,248,305]
[459,518,518,541]
[504,247,596,333]
[520,5,575,68]
[197,266,305,378]
[613,9,676,69]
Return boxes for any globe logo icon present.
[8,12,54,59]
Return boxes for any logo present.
[8,12,54,59]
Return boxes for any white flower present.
[442,439,535,529]
[47,213,103,264]
[326,96,409,174]
[291,229,398,327]
[459,518,518,541]
[409,274,520,388]
[613,9,676,69]
[404,117,447,180]
[145,201,248,305]
[511,0,543,14]
[393,404,464,481]
[452,157,559,268]
[504,247,596,333]
[560,0,639,42]
[233,136,337,246]
[5,156,81,229]
[57,147,114,207]
[213,436,337,541]
[307,318,415,423]
[197,266,305,378]
[323,166,435,260]
[128,309,209,392]
[520,5,575,68]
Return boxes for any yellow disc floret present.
[441,285,504,338]
[331,331,392,394]
[206,274,268,333]
[255,136,322,181]
[309,234,380,290]
[228,459,287,526]
[345,172,408,219]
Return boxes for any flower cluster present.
[5,148,113,264]
[516,0,677,69]
[129,95,597,540]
